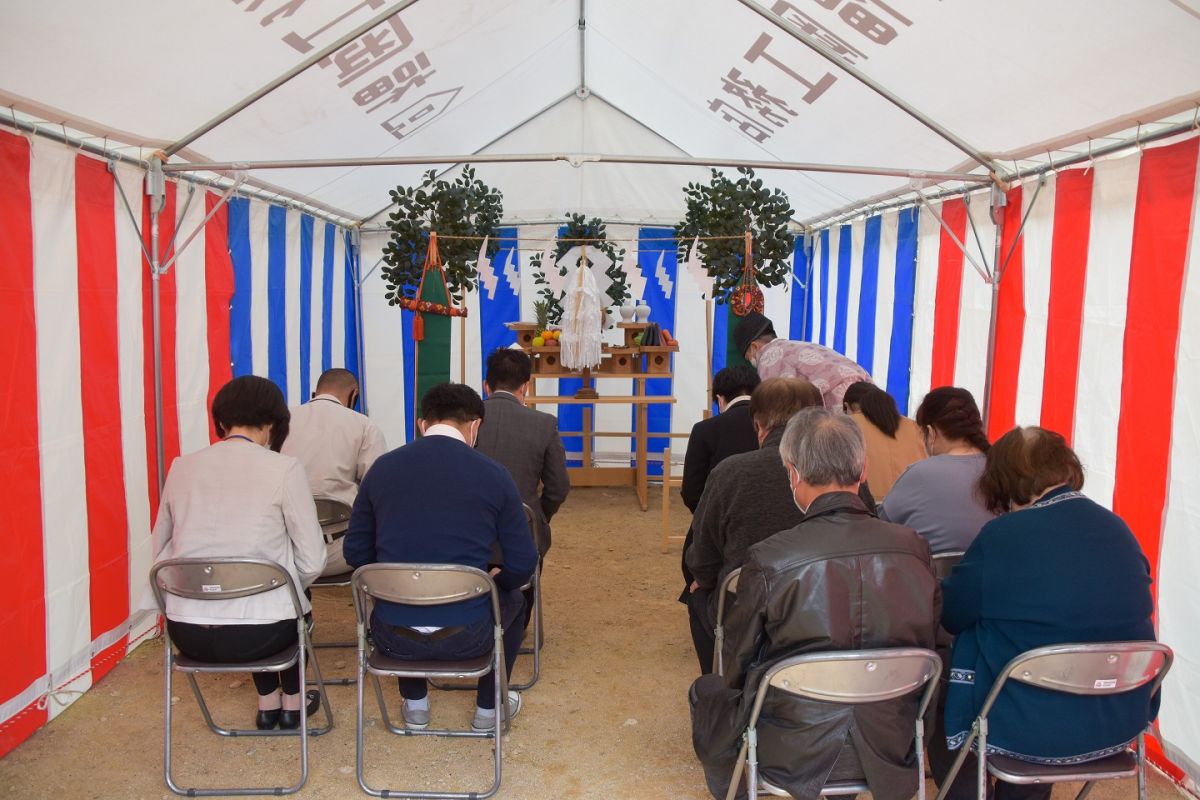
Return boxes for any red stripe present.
[1039,169,1094,444]
[204,193,235,443]
[75,156,130,679]
[930,198,967,387]
[141,183,181,517]
[1112,138,1199,590]
[986,187,1026,440]
[0,130,50,756]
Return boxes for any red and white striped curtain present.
[907,136,1200,783]
[0,129,234,755]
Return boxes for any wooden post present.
[705,299,713,420]
[660,446,672,553]
[459,314,467,384]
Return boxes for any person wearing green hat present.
[733,311,872,410]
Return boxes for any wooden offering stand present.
[503,320,680,509]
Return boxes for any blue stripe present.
[856,216,882,374]
[818,230,831,346]
[401,307,416,443]
[343,230,360,391]
[321,222,335,372]
[636,228,677,477]
[480,227,521,382]
[227,197,253,377]
[887,208,919,414]
[790,235,810,342]
[267,206,288,400]
[832,224,852,354]
[298,215,314,400]
[711,303,728,416]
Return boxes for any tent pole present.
[163,0,425,157]
[577,0,588,96]
[352,230,369,415]
[731,0,999,177]
[980,187,1006,430]
[163,152,986,184]
[148,157,167,494]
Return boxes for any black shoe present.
[255,708,280,730]
[279,690,322,730]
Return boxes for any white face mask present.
[787,465,808,515]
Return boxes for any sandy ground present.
[0,486,1186,799]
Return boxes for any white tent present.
[2,0,1199,786]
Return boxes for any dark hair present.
[915,387,989,452]
[420,382,485,425]
[843,381,900,437]
[315,367,358,394]
[751,378,823,432]
[211,375,290,452]
[713,365,761,402]
[485,348,532,392]
[977,426,1084,514]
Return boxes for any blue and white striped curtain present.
[227,197,360,407]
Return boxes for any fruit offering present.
[532,336,546,347]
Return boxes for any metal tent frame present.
[6,0,1193,490]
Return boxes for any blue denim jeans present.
[371,588,525,709]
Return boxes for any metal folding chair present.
[352,563,510,799]
[512,503,543,690]
[726,648,942,800]
[931,551,966,581]
[310,497,356,685]
[150,557,334,797]
[935,641,1173,800]
[713,567,742,677]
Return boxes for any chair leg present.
[1137,731,1147,800]
[746,727,760,800]
[1074,781,1096,800]
[976,718,988,800]
[714,624,725,678]
[933,727,977,800]
[512,572,542,691]
[725,737,750,800]
[915,716,926,800]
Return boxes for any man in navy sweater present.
[345,383,537,731]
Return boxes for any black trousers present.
[372,588,525,709]
[927,673,1052,800]
[687,587,717,675]
[167,618,301,695]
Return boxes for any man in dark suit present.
[679,365,761,601]
[476,348,570,559]
[345,383,537,732]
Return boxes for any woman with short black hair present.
[150,375,326,730]
[932,426,1158,799]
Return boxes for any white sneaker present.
[471,690,521,731]
[402,700,430,730]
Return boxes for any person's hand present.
[689,581,700,594]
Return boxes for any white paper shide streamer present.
[560,246,603,369]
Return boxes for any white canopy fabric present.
[4,0,1200,788]
[3,0,1199,224]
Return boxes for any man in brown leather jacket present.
[690,407,940,800]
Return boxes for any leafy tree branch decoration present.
[531,213,633,324]
[674,167,795,304]
[381,166,504,305]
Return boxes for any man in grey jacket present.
[476,348,570,629]
[684,378,824,674]
[690,408,940,800]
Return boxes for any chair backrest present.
[313,497,352,540]
[764,648,942,705]
[150,558,302,614]
[931,551,965,580]
[1001,642,1173,697]
[351,563,502,627]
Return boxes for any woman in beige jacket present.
[842,381,926,501]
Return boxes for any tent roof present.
[4,0,1199,226]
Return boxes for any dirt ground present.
[0,487,1187,799]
